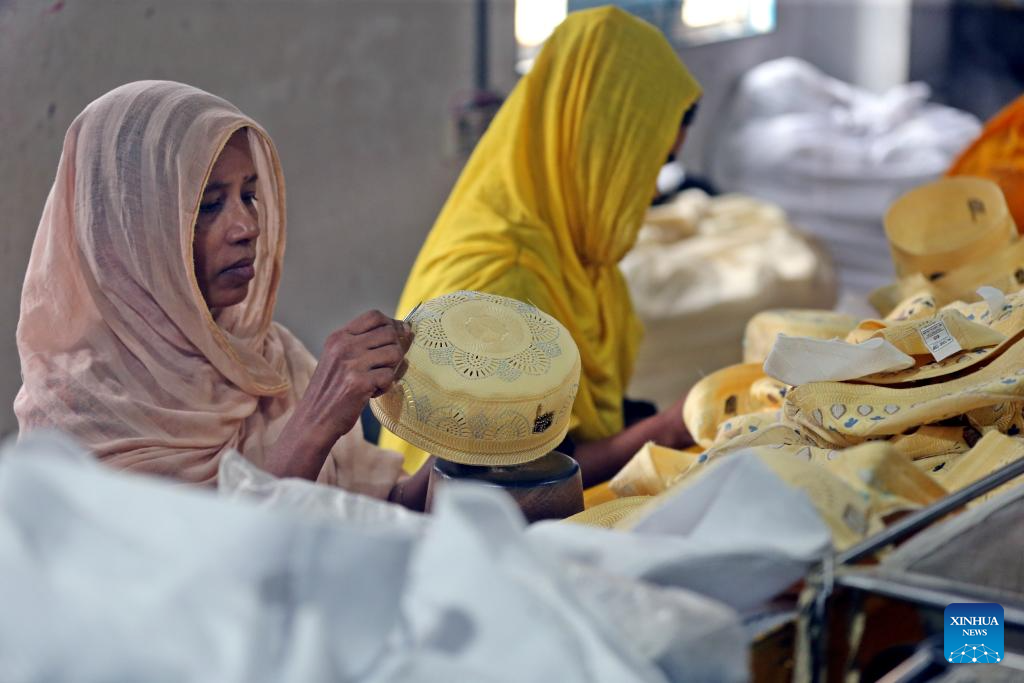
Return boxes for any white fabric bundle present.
[709,57,981,310]
[622,189,836,408]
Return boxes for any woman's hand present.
[264,310,413,481]
[652,396,693,450]
[301,310,413,441]
[572,395,693,488]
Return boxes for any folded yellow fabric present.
[743,309,858,365]
[748,451,873,550]
[890,425,976,461]
[670,423,810,487]
[914,451,967,481]
[609,442,701,497]
[875,242,1024,316]
[582,481,619,509]
[784,335,1024,448]
[670,441,945,550]
[942,431,1024,506]
[857,291,1024,385]
[884,293,941,322]
[824,441,948,511]
[564,495,654,529]
[750,376,791,408]
[683,363,772,448]
[847,309,1005,357]
[713,410,782,446]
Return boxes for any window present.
[515,0,776,71]
[677,0,776,45]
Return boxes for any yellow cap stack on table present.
[371,290,581,466]
[784,290,1024,448]
[871,177,1022,315]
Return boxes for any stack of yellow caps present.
[884,176,1014,280]
[872,177,1021,314]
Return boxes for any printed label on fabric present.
[919,319,962,361]
[944,603,1004,663]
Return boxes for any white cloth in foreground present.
[0,432,749,683]
[763,334,915,386]
[530,454,832,613]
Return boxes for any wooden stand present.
[426,451,584,523]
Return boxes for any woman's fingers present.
[360,324,401,350]
[345,309,393,335]
[369,366,399,398]
[348,317,412,352]
[396,320,414,351]
[364,343,406,371]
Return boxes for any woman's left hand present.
[653,396,693,449]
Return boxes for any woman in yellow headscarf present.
[381,7,702,485]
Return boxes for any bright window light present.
[515,0,568,47]
[683,0,745,28]
[514,0,775,72]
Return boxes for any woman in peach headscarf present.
[382,7,702,485]
[15,81,430,508]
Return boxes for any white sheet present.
[0,433,750,682]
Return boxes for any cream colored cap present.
[371,291,581,466]
[884,176,1015,280]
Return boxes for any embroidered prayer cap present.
[370,291,581,466]
[743,309,858,365]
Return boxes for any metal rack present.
[803,456,1024,682]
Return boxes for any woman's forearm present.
[263,399,340,480]
[573,405,692,488]
[388,456,436,511]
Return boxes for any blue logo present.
[944,603,1004,664]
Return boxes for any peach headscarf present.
[15,81,403,495]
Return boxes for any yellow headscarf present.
[382,7,702,470]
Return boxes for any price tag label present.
[918,319,962,361]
